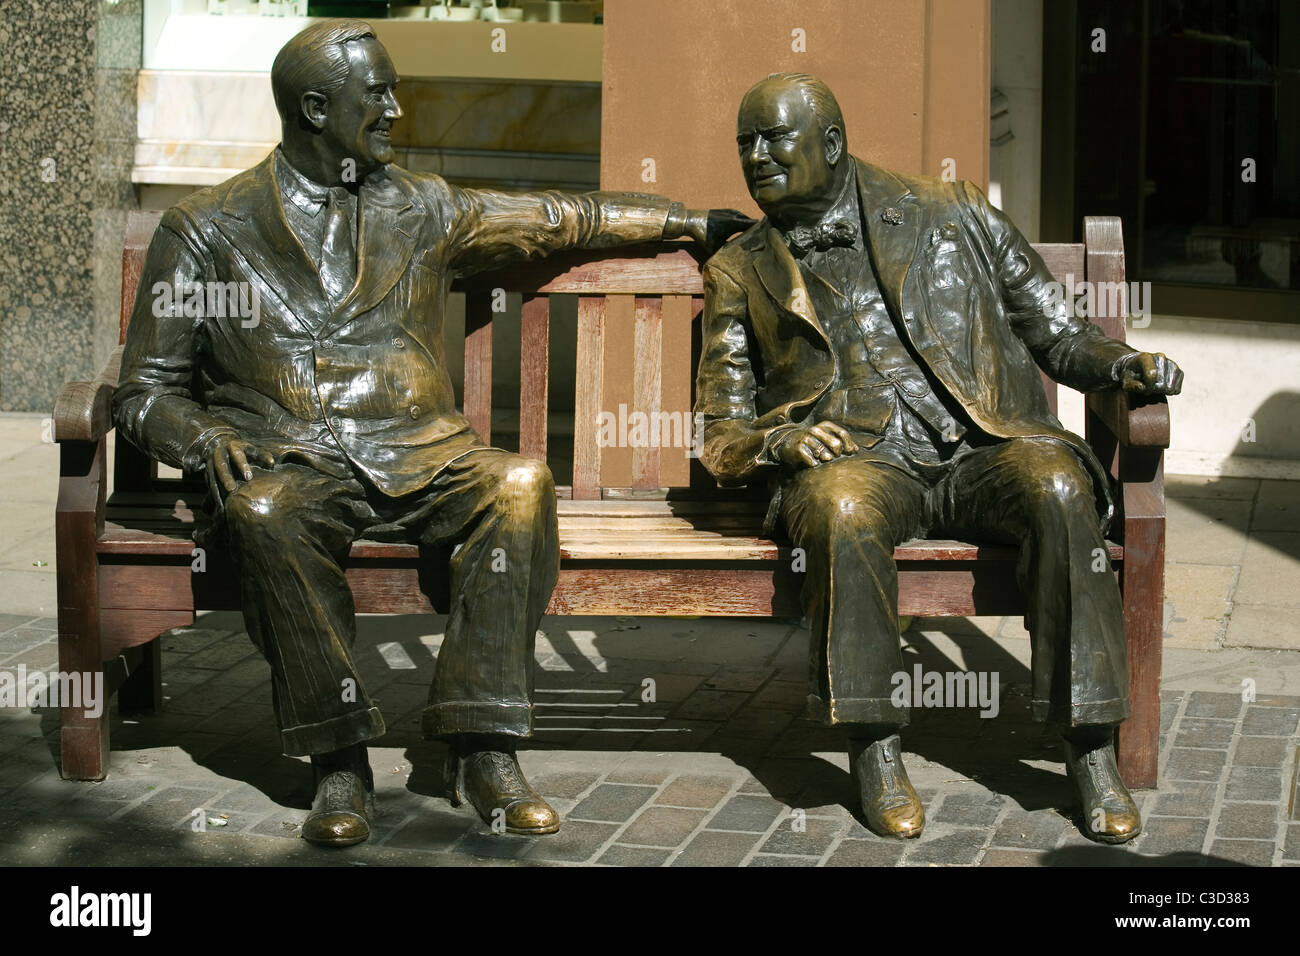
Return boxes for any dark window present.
[1044,0,1300,293]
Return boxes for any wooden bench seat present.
[54,211,1167,790]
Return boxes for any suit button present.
[409,405,420,419]
[393,337,405,349]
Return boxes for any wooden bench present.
[54,211,1168,789]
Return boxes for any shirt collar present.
[275,148,342,217]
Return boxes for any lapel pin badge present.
[882,207,904,225]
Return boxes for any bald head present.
[735,73,850,226]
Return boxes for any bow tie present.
[784,218,859,258]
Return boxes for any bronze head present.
[271,18,402,185]
[736,73,852,228]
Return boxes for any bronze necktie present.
[320,186,356,304]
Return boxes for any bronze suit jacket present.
[694,157,1137,533]
[115,152,676,497]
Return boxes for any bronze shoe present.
[302,770,374,847]
[450,748,560,835]
[848,733,925,839]
[1063,731,1142,844]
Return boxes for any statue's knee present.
[499,458,556,510]
[803,493,889,548]
[1023,462,1091,512]
[223,482,289,541]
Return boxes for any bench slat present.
[572,296,605,499]
[632,296,663,489]
[519,294,550,462]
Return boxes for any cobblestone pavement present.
[0,610,1296,867]
[2,414,1297,865]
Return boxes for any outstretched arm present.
[444,184,751,274]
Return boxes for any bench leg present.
[57,624,109,782]
[118,638,163,715]
[1118,512,1164,789]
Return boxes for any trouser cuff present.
[806,694,910,727]
[280,706,387,757]
[422,701,533,739]
[1033,697,1130,726]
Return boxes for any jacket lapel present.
[212,153,328,336]
[319,169,419,339]
[854,157,918,327]
[750,224,829,346]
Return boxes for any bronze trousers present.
[779,436,1129,730]
[213,446,559,756]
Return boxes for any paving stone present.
[933,791,1004,827]
[1240,706,1300,737]
[619,806,708,848]
[604,767,670,786]
[655,774,734,809]
[1172,718,1236,750]
[990,810,1067,850]
[701,665,774,692]
[455,831,535,860]
[707,793,787,833]
[1208,840,1275,867]
[249,813,308,840]
[1166,748,1228,782]
[747,854,816,866]
[1162,563,1235,649]
[383,809,475,850]
[1224,766,1285,803]
[905,827,987,865]
[119,786,219,828]
[980,848,1044,866]
[671,830,760,866]
[569,784,656,823]
[1150,781,1218,817]
[529,771,599,800]
[1137,817,1208,856]
[825,839,906,866]
[523,820,619,863]
[1225,604,1300,651]
[0,613,36,633]
[596,844,670,866]
[1214,802,1277,840]
[759,816,842,856]
[1235,533,1300,608]
[1184,691,1244,720]
[1283,824,1300,861]
[79,777,162,803]
[748,680,808,714]
[672,689,749,722]
[1253,480,1300,532]
[1160,700,1180,733]
[1233,736,1290,767]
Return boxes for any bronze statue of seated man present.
[114,18,748,847]
[694,73,1183,844]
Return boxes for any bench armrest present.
[54,347,122,443]
[1087,389,1170,449]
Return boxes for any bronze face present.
[736,80,842,223]
[309,36,402,176]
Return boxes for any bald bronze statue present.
[695,74,1182,843]
[115,19,747,847]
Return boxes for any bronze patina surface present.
[695,73,1183,843]
[114,18,748,846]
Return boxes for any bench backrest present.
[119,210,1127,499]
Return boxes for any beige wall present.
[600,0,990,212]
